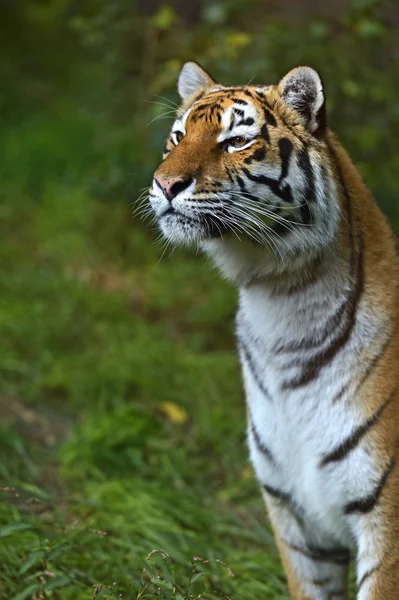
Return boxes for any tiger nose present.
[154,176,193,201]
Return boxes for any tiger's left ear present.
[178,61,216,102]
[278,67,326,136]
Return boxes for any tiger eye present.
[229,136,247,148]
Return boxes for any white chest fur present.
[236,281,381,550]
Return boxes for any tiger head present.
[149,62,340,283]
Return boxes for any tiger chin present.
[147,62,399,600]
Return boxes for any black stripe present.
[332,382,350,403]
[269,255,323,297]
[236,175,248,193]
[278,138,293,180]
[238,338,272,401]
[260,124,270,144]
[242,168,293,204]
[308,577,332,587]
[299,203,313,235]
[262,98,306,143]
[282,240,363,388]
[192,91,205,102]
[263,483,290,502]
[284,541,350,566]
[274,169,358,355]
[233,108,245,118]
[297,146,315,223]
[263,485,304,525]
[234,98,248,106]
[193,102,214,111]
[270,219,293,237]
[242,89,254,99]
[353,333,393,397]
[281,148,364,388]
[358,564,381,589]
[209,104,222,121]
[235,176,260,204]
[275,299,347,354]
[320,391,393,466]
[190,106,213,119]
[244,147,266,164]
[212,102,223,110]
[297,147,315,200]
[264,107,277,127]
[345,457,395,514]
[225,167,235,185]
[250,418,275,463]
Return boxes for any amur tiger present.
[147,61,399,600]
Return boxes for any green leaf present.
[150,577,174,591]
[19,549,46,574]
[11,584,41,600]
[189,572,205,584]
[0,522,34,538]
[45,575,70,590]
[47,541,72,561]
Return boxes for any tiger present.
[147,61,399,599]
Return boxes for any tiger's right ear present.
[177,62,216,102]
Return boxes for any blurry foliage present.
[0,0,398,216]
[0,1,397,598]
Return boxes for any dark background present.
[1,1,398,598]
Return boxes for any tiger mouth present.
[160,208,231,239]
[159,206,176,217]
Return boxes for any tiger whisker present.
[152,94,180,109]
[227,208,287,263]
[226,192,315,228]
[146,100,177,112]
[202,200,285,264]
[145,111,177,127]
[226,191,313,215]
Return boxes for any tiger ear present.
[278,66,326,136]
[178,61,216,102]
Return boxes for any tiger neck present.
[235,142,365,349]
[205,188,355,346]
[237,244,350,350]
[202,222,348,291]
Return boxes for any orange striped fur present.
[148,62,399,599]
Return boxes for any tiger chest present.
[236,303,371,548]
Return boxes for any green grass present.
[0,166,293,599]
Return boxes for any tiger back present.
[148,62,399,600]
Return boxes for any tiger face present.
[149,62,340,280]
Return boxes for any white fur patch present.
[217,104,259,144]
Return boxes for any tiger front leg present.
[263,489,350,600]
[350,460,399,600]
